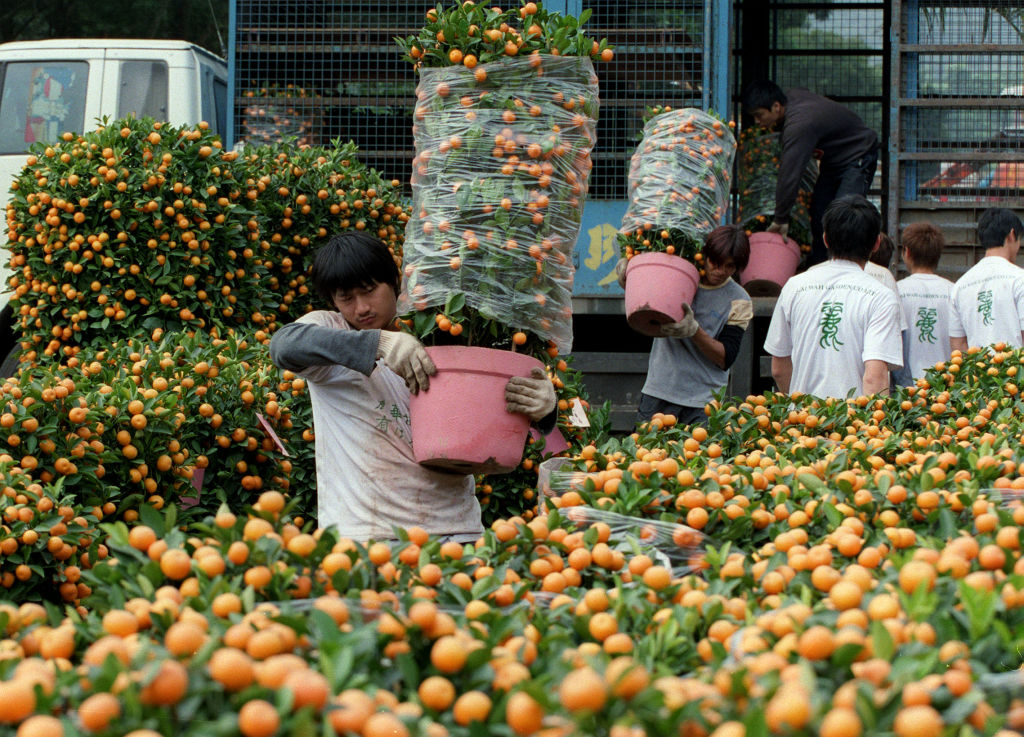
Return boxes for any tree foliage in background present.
[0,0,230,58]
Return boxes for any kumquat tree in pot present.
[393,1,611,474]
[616,106,737,335]
[733,125,817,295]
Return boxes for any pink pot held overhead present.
[410,346,545,474]
[624,251,700,336]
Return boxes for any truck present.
[0,39,228,366]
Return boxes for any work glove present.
[659,303,700,339]
[767,221,789,240]
[376,331,436,394]
[505,367,557,422]
[614,257,629,288]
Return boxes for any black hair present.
[822,195,882,262]
[311,232,400,309]
[977,207,1023,249]
[703,224,751,273]
[869,232,895,267]
[741,80,787,113]
[901,222,945,270]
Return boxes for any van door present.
[200,63,228,136]
[100,56,170,122]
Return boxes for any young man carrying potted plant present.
[621,225,753,426]
[269,232,556,543]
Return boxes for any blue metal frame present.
[226,0,237,149]
[902,0,919,201]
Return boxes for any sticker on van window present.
[26,66,78,144]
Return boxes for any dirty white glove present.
[505,367,557,422]
[659,303,700,339]
[376,331,436,394]
[767,221,789,240]
[614,257,629,288]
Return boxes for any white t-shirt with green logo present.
[949,256,1024,349]
[764,259,903,398]
[898,272,953,377]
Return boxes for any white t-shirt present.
[949,256,1024,349]
[764,259,903,398]
[293,311,482,542]
[865,261,908,331]
[898,272,954,378]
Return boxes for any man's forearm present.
[771,356,793,394]
[862,363,890,396]
[689,328,726,369]
[950,336,968,354]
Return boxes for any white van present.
[0,39,227,363]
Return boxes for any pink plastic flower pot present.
[410,346,545,474]
[739,232,802,296]
[624,252,700,336]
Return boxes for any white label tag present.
[568,398,590,427]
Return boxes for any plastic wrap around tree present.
[399,55,599,354]
[737,127,817,249]
[617,109,736,262]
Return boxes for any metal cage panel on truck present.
[227,0,730,306]
[889,0,1024,277]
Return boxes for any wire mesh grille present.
[583,0,706,199]
[899,3,1024,205]
[233,0,711,201]
[766,2,885,136]
[233,1,421,183]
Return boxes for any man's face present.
[704,258,737,287]
[751,101,784,129]
[333,281,398,330]
[1009,228,1021,260]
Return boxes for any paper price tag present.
[568,398,590,428]
[256,412,290,457]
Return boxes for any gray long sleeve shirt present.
[269,320,380,376]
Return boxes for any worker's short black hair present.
[703,224,750,273]
[823,195,881,262]
[869,232,895,267]
[977,207,1023,249]
[311,232,400,309]
[901,222,945,270]
[741,80,787,113]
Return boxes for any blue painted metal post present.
[903,0,919,202]
[708,0,731,118]
[226,0,237,149]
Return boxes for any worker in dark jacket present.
[742,80,880,265]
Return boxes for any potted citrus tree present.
[617,106,737,335]
[394,1,609,473]
[735,126,817,295]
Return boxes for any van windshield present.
[0,62,88,154]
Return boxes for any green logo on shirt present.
[978,289,994,326]
[818,301,845,350]
[915,306,938,344]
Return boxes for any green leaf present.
[138,504,165,536]
[445,292,466,315]
[870,620,895,661]
[395,651,419,688]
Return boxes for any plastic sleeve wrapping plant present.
[399,55,600,352]
[736,128,818,246]
[617,108,736,260]
[560,504,707,573]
